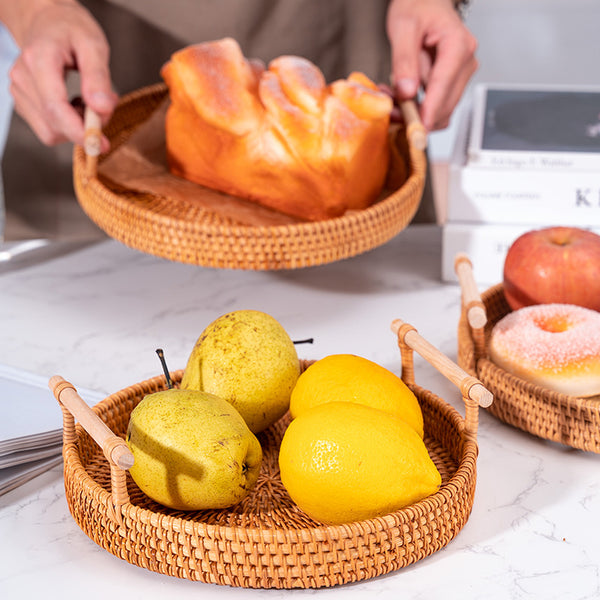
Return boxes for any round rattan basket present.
[72,83,426,270]
[455,255,600,453]
[50,320,491,589]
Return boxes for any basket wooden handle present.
[49,375,134,470]
[83,106,102,178]
[400,100,427,151]
[390,319,492,409]
[454,253,487,330]
[454,253,488,361]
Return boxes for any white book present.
[447,165,600,225]
[468,83,600,171]
[447,99,600,226]
[441,222,600,284]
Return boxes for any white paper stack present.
[443,83,600,283]
[0,455,63,496]
[0,364,104,495]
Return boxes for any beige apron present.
[103,0,392,85]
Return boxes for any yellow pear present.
[126,388,262,510]
[180,310,300,433]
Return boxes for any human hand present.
[7,0,118,149]
[386,0,478,131]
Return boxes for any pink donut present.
[489,303,600,397]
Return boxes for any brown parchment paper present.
[97,100,298,226]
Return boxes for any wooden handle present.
[454,253,487,330]
[391,319,493,408]
[83,106,102,178]
[49,375,134,470]
[400,100,427,151]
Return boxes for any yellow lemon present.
[290,354,424,438]
[278,402,441,524]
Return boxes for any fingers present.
[387,15,421,99]
[13,40,86,143]
[7,3,116,149]
[387,0,478,132]
[9,55,78,145]
[419,30,478,130]
[75,31,118,121]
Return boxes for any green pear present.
[126,388,262,511]
[180,310,300,433]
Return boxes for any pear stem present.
[155,348,174,389]
[293,338,314,345]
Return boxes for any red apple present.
[503,226,600,311]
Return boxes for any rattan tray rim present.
[77,165,425,234]
[72,83,427,270]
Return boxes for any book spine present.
[442,222,600,284]
[448,165,600,225]
[466,150,600,172]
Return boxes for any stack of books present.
[442,84,600,283]
[0,363,103,495]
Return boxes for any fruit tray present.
[455,254,600,454]
[49,319,491,589]
[72,83,427,270]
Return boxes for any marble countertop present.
[1,224,598,599]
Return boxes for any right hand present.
[387,0,478,132]
[8,0,118,150]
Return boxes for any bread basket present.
[455,254,600,453]
[72,83,427,270]
[49,319,491,589]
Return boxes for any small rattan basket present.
[455,254,600,453]
[49,319,491,589]
[72,84,427,270]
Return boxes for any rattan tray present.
[455,254,600,453]
[49,319,491,589]
[72,83,427,270]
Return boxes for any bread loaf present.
[161,38,393,221]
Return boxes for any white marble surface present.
[0,225,598,599]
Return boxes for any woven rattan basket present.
[455,254,600,453]
[49,319,491,589]
[72,83,427,270]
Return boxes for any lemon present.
[289,353,424,438]
[278,402,441,524]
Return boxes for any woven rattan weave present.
[51,322,489,589]
[457,281,600,453]
[72,83,426,270]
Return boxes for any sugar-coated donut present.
[489,303,600,397]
